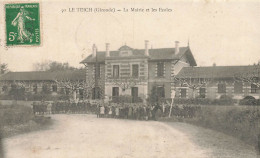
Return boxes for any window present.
[42,84,50,94]
[112,87,119,102]
[112,87,119,97]
[33,84,37,93]
[218,83,226,93]
[132,64,139,77]
[157,62,164,77]
[121,51,128,56]
[251,84,258,94]
[234,82,243,94]
[92,87,101,99]
[113,65,119,78]
[199,88,206,98]
[157,86,165,98]
[95,64,101,78]
[131,87,139,103]
[65,88,70,95]
[79,89,84,100]
[2,85,8,93]
[180,89,187,98]
[52,84,57,92]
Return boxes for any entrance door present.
[180,89,187,98]
[131,87,138,103]
[112,87,119,102]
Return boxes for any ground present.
[3,115,257,158]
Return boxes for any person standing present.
[115,106,119,119]
[100,105,105,118]
[128,106,133,119]
[96,103,100,118]
[47,102,52,115]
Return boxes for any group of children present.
[32,100,201,121]
[96,103,165,121]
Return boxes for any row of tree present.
[0,61,84,75]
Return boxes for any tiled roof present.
[0,70,86,81]
[80,45,197,66]
[176,65,260,78]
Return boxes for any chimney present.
[92,44,97,58]
[175,41,180,54]
[106,43,110,57]
[145,40,149,56]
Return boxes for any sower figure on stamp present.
[11,6,35,43]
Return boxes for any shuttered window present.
[113,65,119,78]
[234,82,243,94]
[251,84,258,94]
[132,64,139,77]
[157,62,164,77]
[199,88,206,98]
[180,89,187,98]
[218,83,226,93]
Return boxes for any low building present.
[175,65,260,99]
[0,70,86,97]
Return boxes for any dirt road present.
[3,115,257,158]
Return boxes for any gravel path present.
[3,115,257,158]
[165,122,257,158]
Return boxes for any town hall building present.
[80,41,197,102]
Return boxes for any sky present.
[0,0,260,71]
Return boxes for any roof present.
[176,65,260,78]
[80,45,197,66]
[0,70,86,81]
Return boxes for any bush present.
[173,97,235,106]
[0,94,13,100]
[211,95,235,105]
[239,96,259,105]
[0,104,33,125]
[173,98,212,105]
[185,106,260,146]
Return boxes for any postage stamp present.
[5,3,40,46]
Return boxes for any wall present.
[86,63,106,99]
[148,82,171,99]
[105,83,148,101]
[175,78,260,100]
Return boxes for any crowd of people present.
[32,100,202,120]
[96,103,201,120]
[96,104,160,120]
[32,100,96,115]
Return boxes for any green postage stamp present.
[5,3,41,46]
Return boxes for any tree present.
[33,60,77,71]
[107,76,144,102]
[33,60,51,71]
[9,81,26,101]
[48,61,76,72]
[147,85,160,105]
[173,76,211,98]
[234,64,260,88]
[54,79,97,101]
[234,64,260,95]
[0,63,9,75]
[109,76,144,92]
